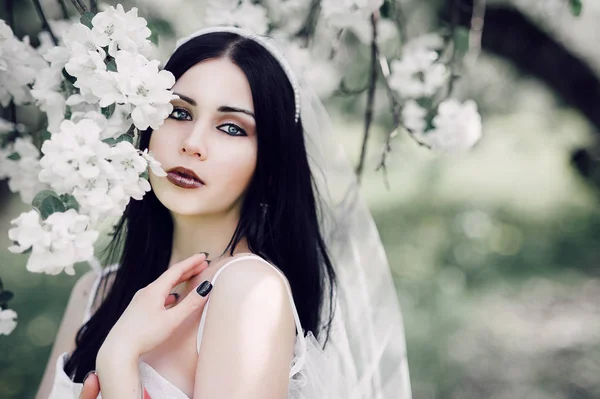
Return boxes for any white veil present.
[176,27,412,399]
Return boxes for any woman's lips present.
[166,172,204,189]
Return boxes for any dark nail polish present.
[196,281,212,297]
[206,260,211,265]
[84,370,96,383]
[169,292,180,301]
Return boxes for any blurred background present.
[1,0,599,398]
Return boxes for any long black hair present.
[64,32,337,382]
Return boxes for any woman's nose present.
[181,126,207,160]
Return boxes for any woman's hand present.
[98,252,213,362]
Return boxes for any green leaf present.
[80,12,95,29]
[7,152,20,161]
[102,137,117,146]
[106,59,117,72]
[570,0,583,16]
[147,18,176,46]
[116,133,134,144]
[101,103,116,119]
[41,131,51,142]
[32,190,65,219]
[59,194,80,212]
[64,106,72,120]
[453,26,470,55]
[0,291,14,303]
[40,196,66,220]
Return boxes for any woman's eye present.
[169,107,192,121]
[217,123,247,137]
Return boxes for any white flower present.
[39,119,114,194]
[70,106,132,140]
[0,20,46,106]
[140,149,167,177]
[205,0,270,35]
[0,309,17,335]
[402,100,427,133]
[110,141,147,182]
[111,51,176,130]
[8,210,48,253]
[30,66,67,134]
[389,47,447,99]
[3,137,50,204]
[91,5,152,57]
[416,99,483,153]
[9,209,98,275]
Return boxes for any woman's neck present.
[168,210,250,267]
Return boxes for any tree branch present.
[57,0,69,19]
[355,11,379,183]
[295,0,321,47]
[69,0,88,15]
[32,0,58,45]
[90,0,97,13]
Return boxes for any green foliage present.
[101,103,116,119]
[570,0,583,17]
[106,58,117,72]
[7,152,20,161]
[32,190,65,220]
[147,18,176,46]
[80,12,95,29]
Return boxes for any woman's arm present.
[35,270,98,399]
[193,259,297,399]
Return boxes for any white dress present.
[47,254,344,398]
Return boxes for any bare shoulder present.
[215,257,292,298]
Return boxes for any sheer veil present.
[176,26,412,399]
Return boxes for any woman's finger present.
[79,371,100,399]
[167,280,213,326]
[153,253,209,294]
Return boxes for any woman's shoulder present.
[211,253,290,289]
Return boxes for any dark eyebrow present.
[173,92,196,106]
[217,106,255,119]
[172,92,255,119]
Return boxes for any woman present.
[36,26,411,399]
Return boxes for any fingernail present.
[84,370,96,383]
[169,292,180,301]
[196,281,212,297]
[199,251,209,258]
[206,260,211,265]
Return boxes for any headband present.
[175,26,301,124]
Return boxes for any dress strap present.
[196,254,307,378]
[82,262,120,324]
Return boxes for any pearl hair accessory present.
[175,26,301,124]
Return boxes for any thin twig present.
[90,0,98,13]
[328,29,345,59]
[32,0,58,45]
[69,0,88,15]
[465,0,486,67]
[5,0,17,126]
[57,0,69,18]
[355,11,379,183]
[295,0,321,47]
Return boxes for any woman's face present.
[148,57,257,217]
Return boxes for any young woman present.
[36,26,411,399]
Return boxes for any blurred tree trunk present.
[445,3,600,133]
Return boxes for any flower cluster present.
[0,21,46,106]
[3,5,172,277]
[8,209,98,275]
[389,34,482,152]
